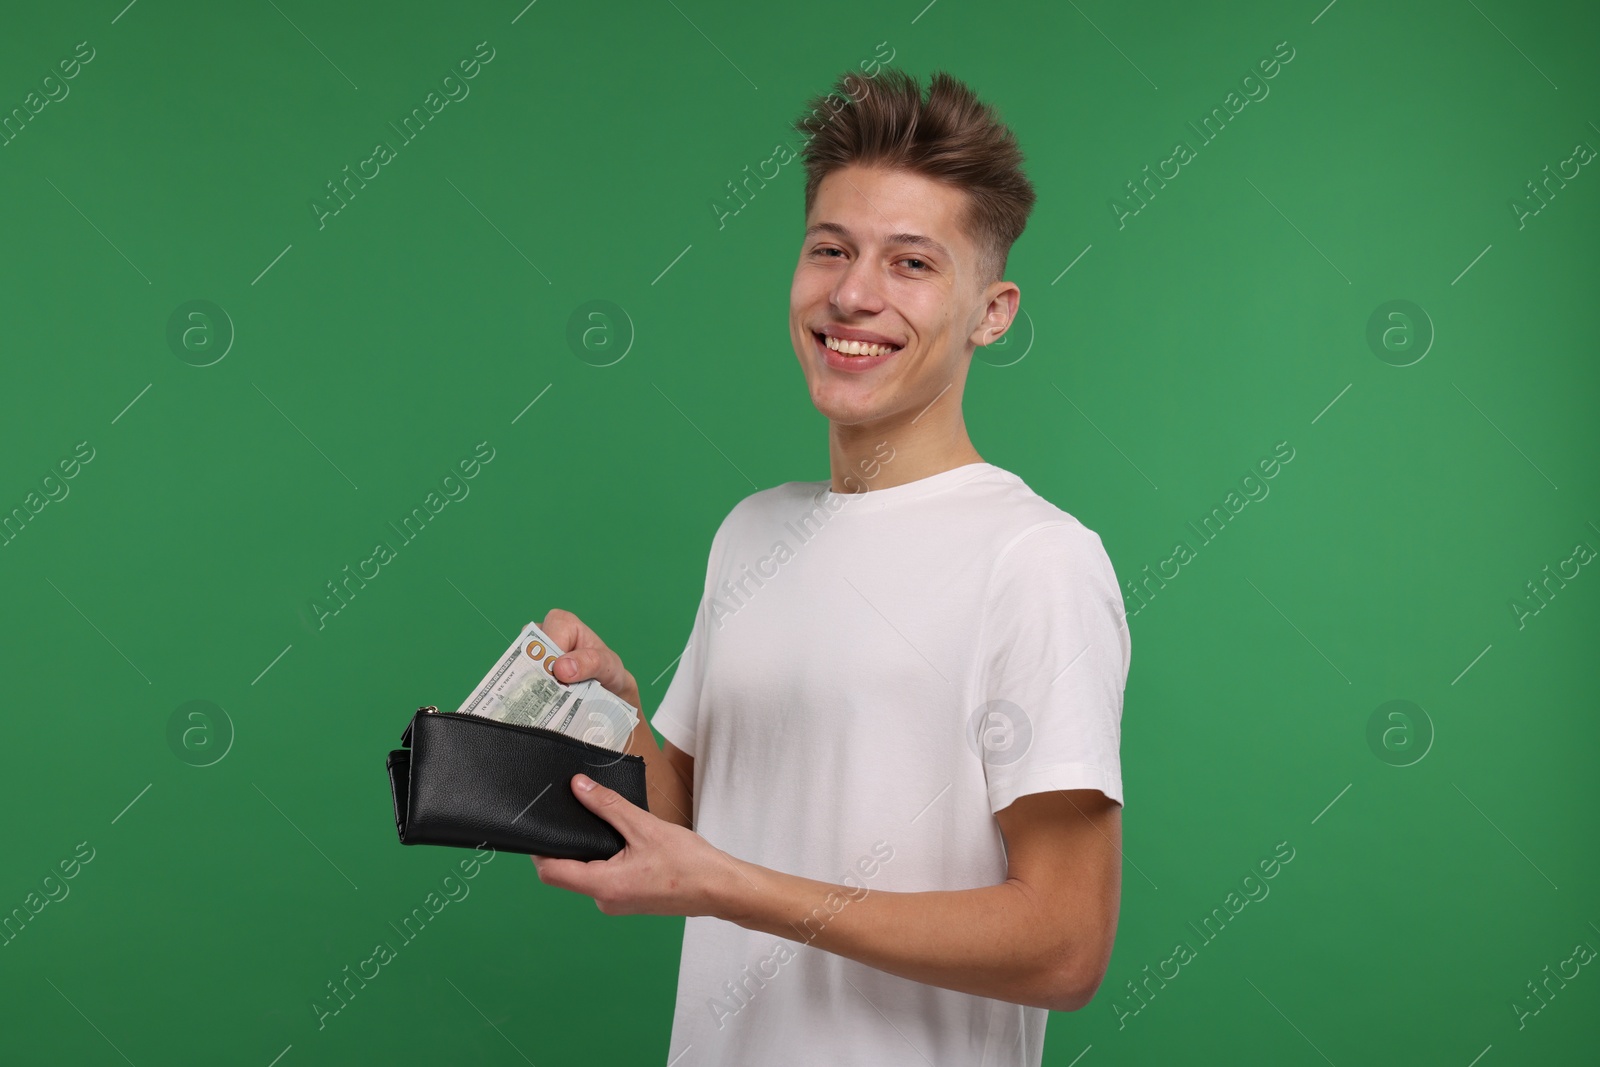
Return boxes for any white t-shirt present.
[650,461,1130,1067]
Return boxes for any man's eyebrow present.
[803,222,950,258]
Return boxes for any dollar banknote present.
[455,621,639,752]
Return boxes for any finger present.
[530,854,596,893]
[540,611,638,704]
[551,645,588,682]
[553,647,632,702]
[549,609,621,659]
[540,607,586,654]
[570,774,643,840]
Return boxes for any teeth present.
[824,334,898,357]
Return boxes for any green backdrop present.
[2,0,1596,1063]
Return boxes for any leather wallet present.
[387,706,649,861]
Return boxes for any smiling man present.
[530,68,1132,1066]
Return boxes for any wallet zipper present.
[413,704,641,761]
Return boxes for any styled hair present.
[791,68,1036,288]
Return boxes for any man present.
[530,67,1131,1066]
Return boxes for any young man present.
[530,68,1131,1066]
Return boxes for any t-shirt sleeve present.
[648,513,732,758]
[971,520,1131,813]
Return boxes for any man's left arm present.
[532,780,1122,1013]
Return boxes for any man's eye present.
[901,258,928,271]
[812,247,844,258]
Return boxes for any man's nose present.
[831,257,886,315]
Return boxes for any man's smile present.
[812,326,904,373]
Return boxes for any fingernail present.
[574,774,594,792]
[561,658,576,679]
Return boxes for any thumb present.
[570,774,640,837]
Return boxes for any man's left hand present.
[530,774,740,917]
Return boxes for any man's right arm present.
[647,737,695,831]
[621,709,696,829]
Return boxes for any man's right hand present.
[536,607,696,830]
[537,607,642,713]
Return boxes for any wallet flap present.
[386,748,412,841]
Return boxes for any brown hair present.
[791,68,1036,288]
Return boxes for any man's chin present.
[808,385,898,427]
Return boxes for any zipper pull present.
[402,706,437,747]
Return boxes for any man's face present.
[789,164,1013,428]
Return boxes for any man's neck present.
[827,407,984,493]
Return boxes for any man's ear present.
[970,280,1021,347]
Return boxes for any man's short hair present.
[791,68,1037,289]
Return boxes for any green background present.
[2,0,1596,1063]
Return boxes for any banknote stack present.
[455,621,639,753]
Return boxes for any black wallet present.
[386,706,649,861]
